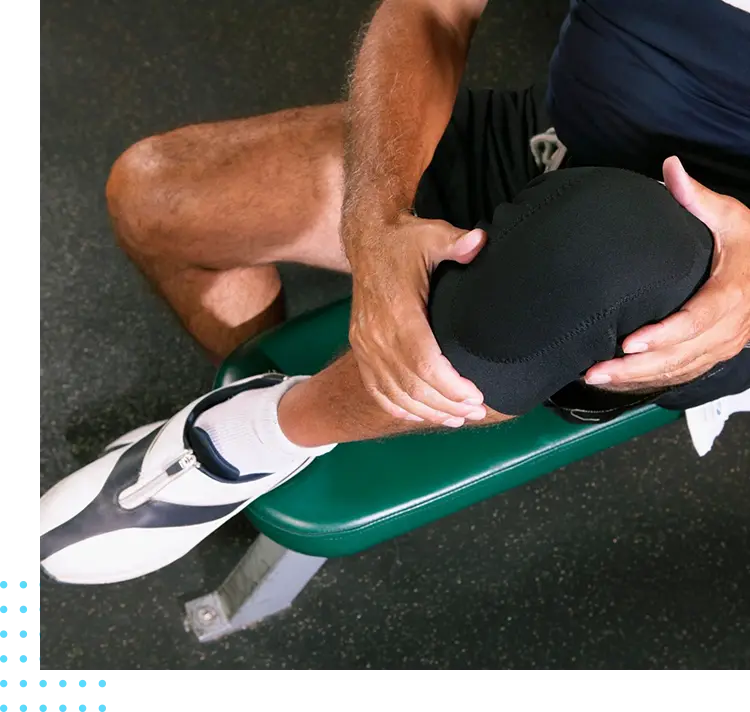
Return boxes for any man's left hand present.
[585,156,750,389]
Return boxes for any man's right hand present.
[346,213,487,427]
[340,0,489,426]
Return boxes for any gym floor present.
[41,0,749,669]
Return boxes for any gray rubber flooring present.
[40,0,749,669]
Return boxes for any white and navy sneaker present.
[40,373,327,585]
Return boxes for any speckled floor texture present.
[41,0,749,669]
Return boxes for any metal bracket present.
[184,534,326,642]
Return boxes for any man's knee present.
[429,167,714,414]
[106,135,174,256]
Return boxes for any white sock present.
[194,376,336,475]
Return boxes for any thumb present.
[441,227,487,265]
[663,155,728,234]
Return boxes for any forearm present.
[341,0,484,260]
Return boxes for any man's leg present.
[45,166,714,586]
[38,88,548,586]
[267,167,716,450]
[277,352,510,447]
[203,84,553,452]
[106,105,351,361]
[106,86,549,363]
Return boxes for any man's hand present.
[585,156,750,389]
[339,0,488,424]
[347,214,487,427]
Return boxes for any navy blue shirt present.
[548,0,750,202]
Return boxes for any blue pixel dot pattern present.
[0,576,112,712]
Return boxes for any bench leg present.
[183,533,327,642]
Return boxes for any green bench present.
[183,298,681,641]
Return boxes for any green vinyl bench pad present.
[216,298,681,558]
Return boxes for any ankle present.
[277,378,333,448]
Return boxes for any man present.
[40,0,750,584]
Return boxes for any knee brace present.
[428,167,714,415]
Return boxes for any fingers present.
[585,347,717,388]
[588,308,744,385]
[588,269,743,386]
[373,347,486,424]
[622,279,731,354]
[623,309,714,356]
[446,228,487,264]
[662,156,733,235]
[348,216,490,428]
[352,314,486,427]
[423,223,487,266]
[357,358,485,428]
[662,156,722,232]
[621,232,748,360]
[611,166,750,389]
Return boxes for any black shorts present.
[415,85,550,229]
[415,85,750,413]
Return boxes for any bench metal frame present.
[184,534,326,642]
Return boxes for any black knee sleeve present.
[428,167,714,415]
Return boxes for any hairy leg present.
[106,104,350,361]
[278,351,511,447]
